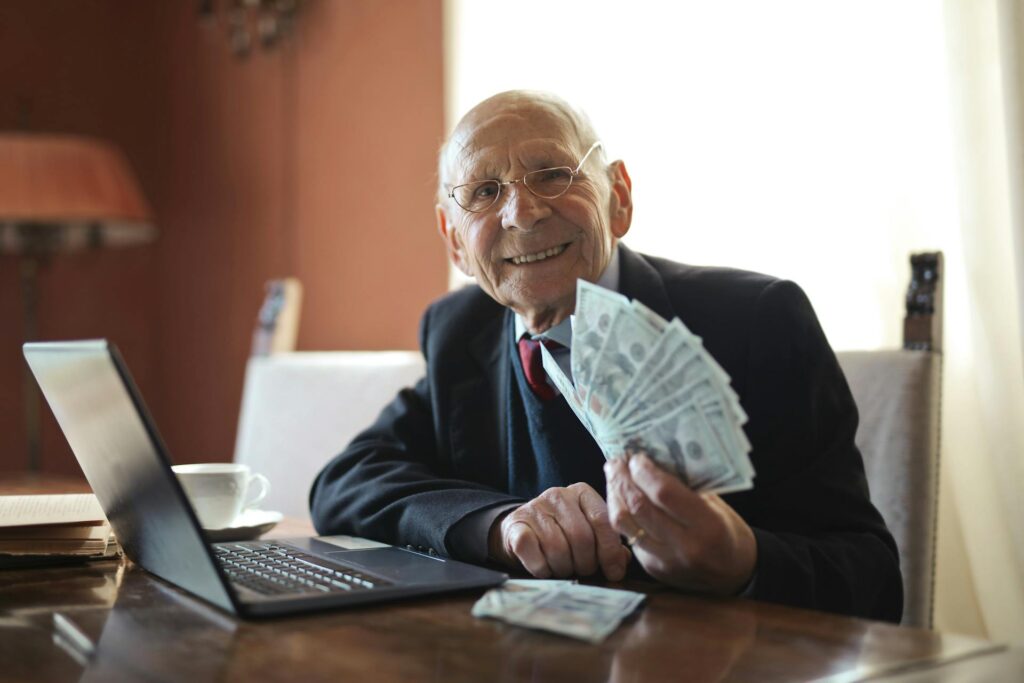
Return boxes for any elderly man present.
[310,91,903,622]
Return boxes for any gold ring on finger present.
[626,527,647,547]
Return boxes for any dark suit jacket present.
[310,245,904,622]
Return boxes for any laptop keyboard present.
[214,542,391,597]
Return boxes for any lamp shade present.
[0,133,157,254]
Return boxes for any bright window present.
[445,0,957,350]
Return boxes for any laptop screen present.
[23,340,236,611]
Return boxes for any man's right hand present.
[487,483,631,581]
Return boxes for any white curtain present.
[445,0,1024,641]
[935,0,1024,642]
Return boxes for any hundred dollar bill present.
[629,299,668,333]
[697,398,755,481]
[612,337,703,429]
[572,281,629,403]
[544,279,754,493]
[471,579,575,619]
[608,321,694,422]
[618,396,753,494]
[504,586,642,644]
[618,351,746,433]
[586,306,662,425]
[618,373,727,435]
[617,403,734,490]
[473,580,645,644]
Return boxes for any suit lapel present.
[618,244,675,320]
[449,306,511,491]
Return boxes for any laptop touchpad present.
[324,547,474,584]
[315,535,390,551]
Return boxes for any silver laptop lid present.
[23,340,237,612]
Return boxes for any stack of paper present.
[0,494,120,567]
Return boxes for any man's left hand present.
[604,454,757,596]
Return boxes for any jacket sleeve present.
[308,303,522,559]
[737,279,903,622]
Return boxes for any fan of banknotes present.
[472,580,645,643]
[540,280,755,494]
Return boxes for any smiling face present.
[437,93,633,333]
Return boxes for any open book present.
[0,494,121,567]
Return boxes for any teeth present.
[511,244,567,265]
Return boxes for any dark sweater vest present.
[506,330,607,499]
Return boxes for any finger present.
[604,460,644,539]
[503,519,550,578]
[598,479,634,581]
[605,466,666,577]
[553,485,599,576]
[628,454,709,526]
[610,458,677,545]
[528,510,575,577]
[577,484,629,581]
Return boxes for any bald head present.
[438,91,603,202]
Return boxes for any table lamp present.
[0,133,157,473]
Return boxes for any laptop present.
[23,340,507,618]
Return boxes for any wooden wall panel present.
[0,0,447,476]
[0,1,161,476]
[293,0,448,350]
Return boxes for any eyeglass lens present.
[453,167,574,212]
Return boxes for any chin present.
[507,282,576,318]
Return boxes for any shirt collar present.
[514,246,621,346]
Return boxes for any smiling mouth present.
[507,243,570,265]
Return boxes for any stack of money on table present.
[541,280,755,494]
[472,580,645,643]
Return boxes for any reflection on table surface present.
[0,556,1017,683]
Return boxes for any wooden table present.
[0,544,1019,681]
[1,480,1019,682]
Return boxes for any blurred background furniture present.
[0,133,156,473]
[250,278,303,356]
[836,252,943,628]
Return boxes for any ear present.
[436,204,473,277]
[607,160,633,239]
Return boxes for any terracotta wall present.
[0,1,162,476]
[0,0,448,476]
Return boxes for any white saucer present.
[204,509,284,542]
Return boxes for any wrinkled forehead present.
[442,105,585,184]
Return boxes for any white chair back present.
[836,349,941,628]
[233,351,425,518]
[835,251,943,628]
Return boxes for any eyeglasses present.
[447,141,603,213]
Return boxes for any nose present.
[499,181,552,232]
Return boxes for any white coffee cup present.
[172,463,270,529]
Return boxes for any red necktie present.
[517,337,564,402]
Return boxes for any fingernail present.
[629,456,644,474]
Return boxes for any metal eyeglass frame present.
[447,141,603,213]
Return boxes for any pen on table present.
[52,612,95,661]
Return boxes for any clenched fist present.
[488,482,631,581]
